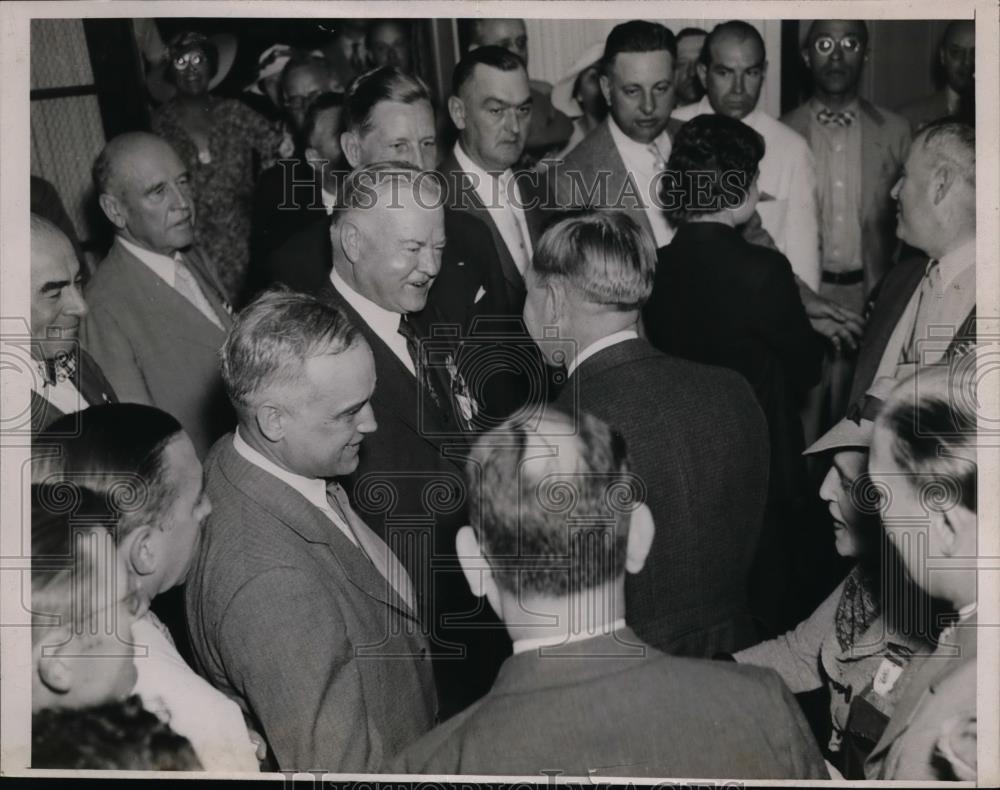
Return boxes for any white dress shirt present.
[512,618,627,655]
[116,236,223,326]
[453,142,533,275]
[132,611,260,772]
[674,97,822,290]
[870,238,976,385]
[330,269,415,376]
[607,117,675,247]
[232,428,359,548]
[567,330,639,377]
[321,187,338,215]
[30,365,85,416]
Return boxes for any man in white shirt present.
[555,21,682,249]
[393,409,828,779]
[186,289,436,772]
[82,132,233,458]
[27,214,116,434]
[523,209,770,657]
[848,120,976,415]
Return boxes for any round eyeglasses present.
[813,35,864,55]
[173,51,207,71]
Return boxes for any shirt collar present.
[809,96,860,116]
[330,268,404,334]
[321,187,338,214]
[232,428,331,514]
[567,330,638,376]
[512,618,627,655]
[937,237,976,287]
[116,235,178,285]
[607,115,672,159]
[453,141,513,184]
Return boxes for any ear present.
[304,146,320,169]
[340,130,362,169]
[98,193,128,231]
[339,218,362,264]
[255,403,285,443]
[455,525,494,598]
[447,95,467,131]
[696,62,708,89]
[123,525,158,578]
[931,164,956,205]
[37,650,72,695]
[544,280,563,324]
[625,503,655,574]
[936,504,977,557]
[599,73,612,106]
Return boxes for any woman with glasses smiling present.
[152,31,281,308]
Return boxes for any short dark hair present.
[301,91,345,150]
[876,364,978,514]
[345,66,432,136]
[452,45,526,97]
[701,21,766,66]
[676,26,708,44]
[662,114,765,224]
[533,210,655,310]
[467,409,639,598]
[602,21,677,72]
[365,18,410,46]
[31,484,123,647]
[279,51,333,98]
[32,695,202,770]
[33,404,185,540]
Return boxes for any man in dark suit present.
[847,120,976,412]
[82,132,234,459]
[897,21,975,131]
[784,20,911,448]
[28,214,116,434]
[525,210,770,656]
[186,289,435,772]
[317,162,509,717]
[553,21,682,249]
[393,410,828,779]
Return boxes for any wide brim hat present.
[550,41,606,119]
[146,32,238,104]
[803,374,899,455]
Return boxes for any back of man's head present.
[467,409,640,601]
[601,20,677,72]
[344,65,432,136]
[533,210,655,311]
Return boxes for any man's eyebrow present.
[336,396,370,416]
[143,179,168,196]
[39,278,71,294]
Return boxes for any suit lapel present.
[601,121,654,241]
[182,248,234,329]
[74,350,116,407]
[859,100,887,225]
[215,437,415,618]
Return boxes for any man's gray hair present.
[532,210,656,310]
[918,119,975,189]
[220,288,361,419]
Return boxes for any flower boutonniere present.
[445,352,478,429]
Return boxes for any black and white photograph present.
[0,0,997,785]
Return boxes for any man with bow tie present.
[186,289,436,772]
[82,132,235,459]
[782,20,912,444]
[28,214,116,433]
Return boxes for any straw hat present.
[550,41,606,119]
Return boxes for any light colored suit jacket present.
[782,98,911,295]
[865,617,977,779]
[185,435,437,773]
[392,628,828,778]
[81,240,234,457]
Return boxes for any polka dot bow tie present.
[817,108,856,127]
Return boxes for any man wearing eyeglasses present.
[782,21,911,446]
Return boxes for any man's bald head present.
[93,132,195,254]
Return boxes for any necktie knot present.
[817,107,856,126]
[39,351,76,387]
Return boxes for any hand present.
[796,279,865,353]
[248,728,268,763]
[810,316,862,354]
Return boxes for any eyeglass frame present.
[811,35,866,56]
[172,50,208,71]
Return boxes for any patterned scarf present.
[834,564,880,652]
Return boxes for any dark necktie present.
[817,107,856,127]
[397,314,445,414]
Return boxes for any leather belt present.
[822,268,864,285]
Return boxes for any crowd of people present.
[24,16,980,781]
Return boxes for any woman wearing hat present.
[152,31,281,306]
[548,42,608,160]
[731,388,940,778]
